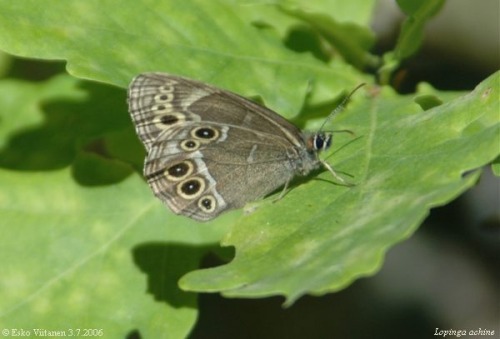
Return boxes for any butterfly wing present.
[128,73,305,221]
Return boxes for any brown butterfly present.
[128,73,352,221]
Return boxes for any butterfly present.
[128,73,353,221]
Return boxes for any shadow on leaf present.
[133,242,224,308]
[0,79,145,185]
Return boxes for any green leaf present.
[288,0,375,25]
[0,75,131,171]
[279,5,379,70]
[0,0,364,115]
[492,156,500,176]
[394,0,445,59]
[379,0,446,84]
[0,75,232,336]
[180,73,500,305]
[0,168,221,337]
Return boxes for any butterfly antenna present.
[318,83,366,133]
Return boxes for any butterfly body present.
[128,73,331,221]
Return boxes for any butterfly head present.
[296,132,333,175]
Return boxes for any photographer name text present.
[2,328,104,337]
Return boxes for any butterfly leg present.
[321,160,354,186]
[273,179,291,203]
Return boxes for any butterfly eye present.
[313,135,324,150]
[313,134,332,151]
